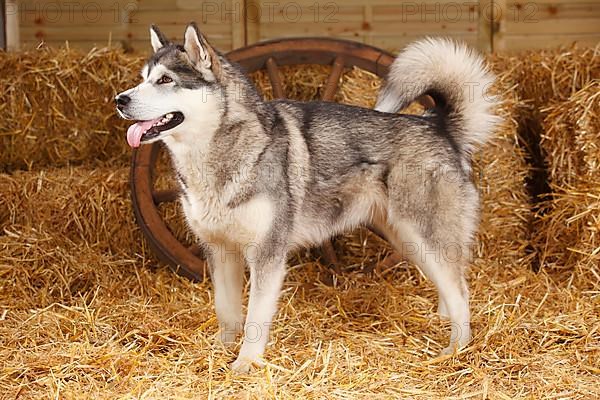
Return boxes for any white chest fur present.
[180,184,274,250]
[162,118,274,253]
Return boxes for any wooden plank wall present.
[246,0,481,53]
[13,1,600,53]
[17,0,244,52]
[5,0,19,50]
[0,0,6,49]
[494,1,600,51]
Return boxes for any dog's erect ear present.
[150,25,168,52]
[183,22,221,78]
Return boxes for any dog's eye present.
[157,75,173,84]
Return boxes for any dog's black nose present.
[115,94,131,106]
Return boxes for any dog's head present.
[115,23,224,148]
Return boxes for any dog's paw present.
[439,341,469,357]
[230,355,265,375]
[438,345,456,357]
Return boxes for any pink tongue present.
[126,118,162,148]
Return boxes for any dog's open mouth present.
[126,112,184,148]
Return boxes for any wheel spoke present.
[321,56,345,101]
[152,188,179,204]
[317,56,346,270]
[321,241,339,267]
[266,57,285,99]
[188,244,204,258]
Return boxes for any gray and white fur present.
[116,23,500,373]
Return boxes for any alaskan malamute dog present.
[116,23,498,373]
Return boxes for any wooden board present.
[246,0,482,53]
[13,1,600,53]
[17,0,243,52]
[494,0,600,51]
[1,0,6,50]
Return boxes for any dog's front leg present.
[231,253,286,374]
[207,247,245,347]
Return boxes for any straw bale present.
[0,164,198,260]
[488,45,600,107]
[0,167,140,256]
[540,80,600,184]
[488,46,599,271]
[250,65,331,102]
[488,46,600,270]
[0,46,143,171]
[487,47,599,182]
[533,178,600,272]
[472,84,532,266]
[336,66,381,108]
[532,81,600,269]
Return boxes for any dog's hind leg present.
[231,252,286,374]
[420,253,471,355]
[375,217,472,354]
[207,246,245,346]
[437,298,450,319]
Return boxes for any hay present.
[0,163,199,262]
[541,80,600,184]
[533,178,600,273]
[532,81,600,270]
[0,47,143,172]
[1,169,599,398]
[0,167,138,255]
[472,82,532,266]
[489,45,600,107]
[1,45,599,398]
[251,65,332,102]
[489,45,600,271]
[336,66,381,108]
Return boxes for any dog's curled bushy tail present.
[376,37,500,155]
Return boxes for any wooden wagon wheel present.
[130,37,398,281]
